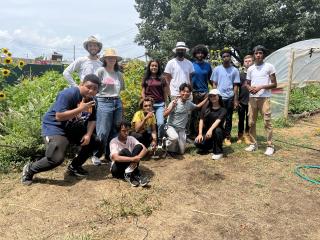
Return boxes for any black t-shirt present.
[200,105,227,131]
[239,71,249,105]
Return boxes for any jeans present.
[29,134,101,174]
[237,103,249,136]
[96,97,122,156]
[194,127,224,154]
[110,144,143,179]
[222,97,234,139]
[153,102,165,133]
[166,126,187,154]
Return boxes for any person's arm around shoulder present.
[195,96,208,109]
[63,58,82,87]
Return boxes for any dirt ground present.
[0,115,319,240]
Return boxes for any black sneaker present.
[67,165,89,177]
[21,163,33,186]
[135,174,149,187]
[124,173,139,187]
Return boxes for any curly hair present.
[191,44,209,59]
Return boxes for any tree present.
[135,0,320,60]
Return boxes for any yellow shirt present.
[132,110,156,133]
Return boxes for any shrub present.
[121,60,145,121]
[289,84,320,114]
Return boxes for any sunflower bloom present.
[7,52,12,57]
[18,60,25,68]
[1,48,9,54]
[4,57,13,64]
[2,69,10,77]
[0,92,5,101]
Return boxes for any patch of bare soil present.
[0,115,319,240]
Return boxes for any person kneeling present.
[130,97,157,150]
[109,121,149,187]
[21,74,101,185]
[164,83,208,155]
[194,89,226,160]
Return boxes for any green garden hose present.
[295,165,320,184]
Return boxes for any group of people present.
[21,36,277,187]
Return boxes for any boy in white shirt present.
[245,45,277,156]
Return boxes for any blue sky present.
[0,0,145,61]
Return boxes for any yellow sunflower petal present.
[18,60,25,68]
[2,69,11,77]
[0,92,6,101]
[1,48,9,54]
[4,57,13,64]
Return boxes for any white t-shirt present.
[246,62,276,97]
[109,136,142,161]
[164,58,195,97]
[63,56,102,86]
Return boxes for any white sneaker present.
[245,144,257,152]
[264,146,275,156]
[91,156,101,166]
[212,153,223,160]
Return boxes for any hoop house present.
[265,39,320,118]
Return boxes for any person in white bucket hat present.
[164,41,194,99]
[63,36,103,87]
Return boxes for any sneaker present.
[21,163,33,186]
[91,156,101,166]
[135,174,150,187]
[264,146,275,156]
[212,153,223,160]
[124,173,139,187]
[245,144,257,152]
[224,138,232,146]
[67,165,89,177]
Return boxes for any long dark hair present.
[142,59,162,87]
[204,95,223,118]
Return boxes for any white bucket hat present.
[208,89,221,96]
[172,41,190,53]
[83,36,103,52]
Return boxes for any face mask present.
[176,51,185,58]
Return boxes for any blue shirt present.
[42,87,96,136]
[210,65,240,99]
[191,61,212,93]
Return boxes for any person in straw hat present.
[94,48,125,163]
[164,41,195,99]
[63,36,103,87]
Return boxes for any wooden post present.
[284,49,295,120]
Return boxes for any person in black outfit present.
[194,89,227,160]
[237,55,253,144]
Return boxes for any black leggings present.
[194,127,224,154]
[111,144,143,179]
[29,135,101,174]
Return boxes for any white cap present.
[208,89,221,96]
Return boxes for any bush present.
[289,84,320,114]
[0,71,67,172]
[121,60,145,121]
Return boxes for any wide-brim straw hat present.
[172,41,190,53]
[83,36,103,52]
[100,48,123,62]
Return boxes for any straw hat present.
[172,41,190,53]
[100,48,123,61]
[83,36,103,52]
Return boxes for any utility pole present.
[73,45,75,60]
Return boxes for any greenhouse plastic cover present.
[265,39,320,117]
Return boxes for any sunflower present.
[1,69,10,77]
[0,92,5,101]
[1,48,9,54]
[4,57,13,64]
[18,60,25,68]
[7,52,12,57]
